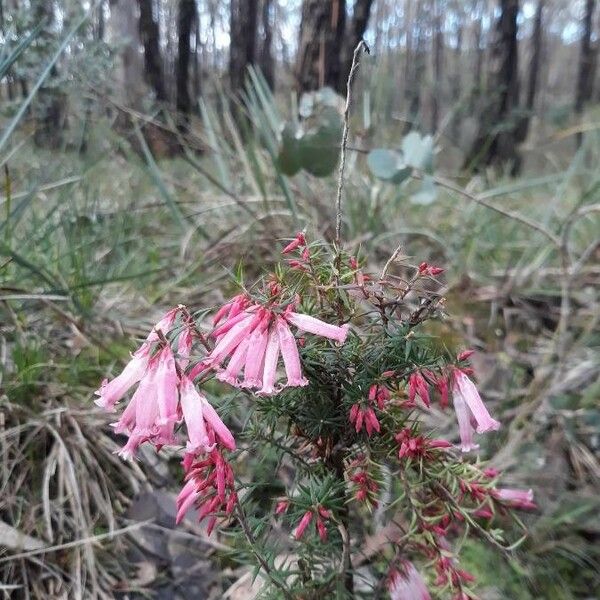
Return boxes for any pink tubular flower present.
[453,393,479,453]
[207,297,349,395]
[293,510,313,539]
[155,346,179,434]
[349,404,380,436]
[113,350,181,459]
[369,384,390,410]
[418,262,444,277]
[452,370,500,445]
[408,372,431,408]
[281,232,306,254]
[275,499,290,515]
[276,317,309,387]
[435,376,449,409]
[176,449,237,529]
[493,488,536,510]
[316,515,328,541]
[145,307,180,344]
[457,349,475,362]
[177,326,193,369]
[112,359,165,460]
[257,325,281,395]
[395,428,451,460]
[180,375,236,453]
[94,344,151,411]
[285,312,349,345]
[388,561,431,600]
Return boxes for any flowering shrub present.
[96,233,534,598]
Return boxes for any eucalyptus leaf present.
[402,131,434,171]
[411,175,438,205]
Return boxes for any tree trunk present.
[431,0,444,133]
[404,0,427,132]
[295,0,346,94]
[97,0,105,41]
[138,0,167,103]
[176,0,196,121]
[515,0,544,142]
[470,0,484,112]
[575,0,597,146]
[258,0,275,89]
[229,0,259,95]
[338,0,374,93]
[450,19,463,139]
[32,0,65,148]
[465,0,521,173]
[109,0,146,109]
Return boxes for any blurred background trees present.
[2,0,600,171]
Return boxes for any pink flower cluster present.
[348,383,390,436]
[207,294,349,395]
[291,506,331,541]
[176,448,237,534]
[348,457,379,506]
[405,353,501,453]
[95,307,235,461]
[96,289,351,531]
[395,428,451,460]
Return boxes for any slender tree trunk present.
[575,0,597,146]
[109,0,146,109]
[465,0,521,173]
[431,0,444,133]
[295,0,346,94]
[339,0,375,93]
[97,0,105,41]
[229,0,259,95]
[176,0,196,122]
[193,5,201,110]
[470,0,484,112]
[33,0,65,148]
[516,0,544,142]
[450,19,463,138]
[138,0,167,103]
[258,0,275,89]
[404,0,427,132]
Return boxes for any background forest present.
[1,0,599,599]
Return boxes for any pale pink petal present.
[241,325,269,388]
[177,327,193,369]
[495,488,535,509]
[145,307,179,343]
[286,312,349,344]
[257,325,280,396]
[111,393,138,435]
[207,314,256,365]
[156,347,179,427]
[216,338,249,386]
[211,309,253,339]
[453,393,479,453]
[180,376,214,453]
[94,349,150,410]
[133,366,160,434]
[453,371,500,433]
[389,562,431,600]
[276,317,308,387]
[176,478,200,524]
[200,396,236,450]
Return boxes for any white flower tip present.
[287,378,309,388]
[240,378,261,389]
[476,419,501,434]
[460,443,480,453]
